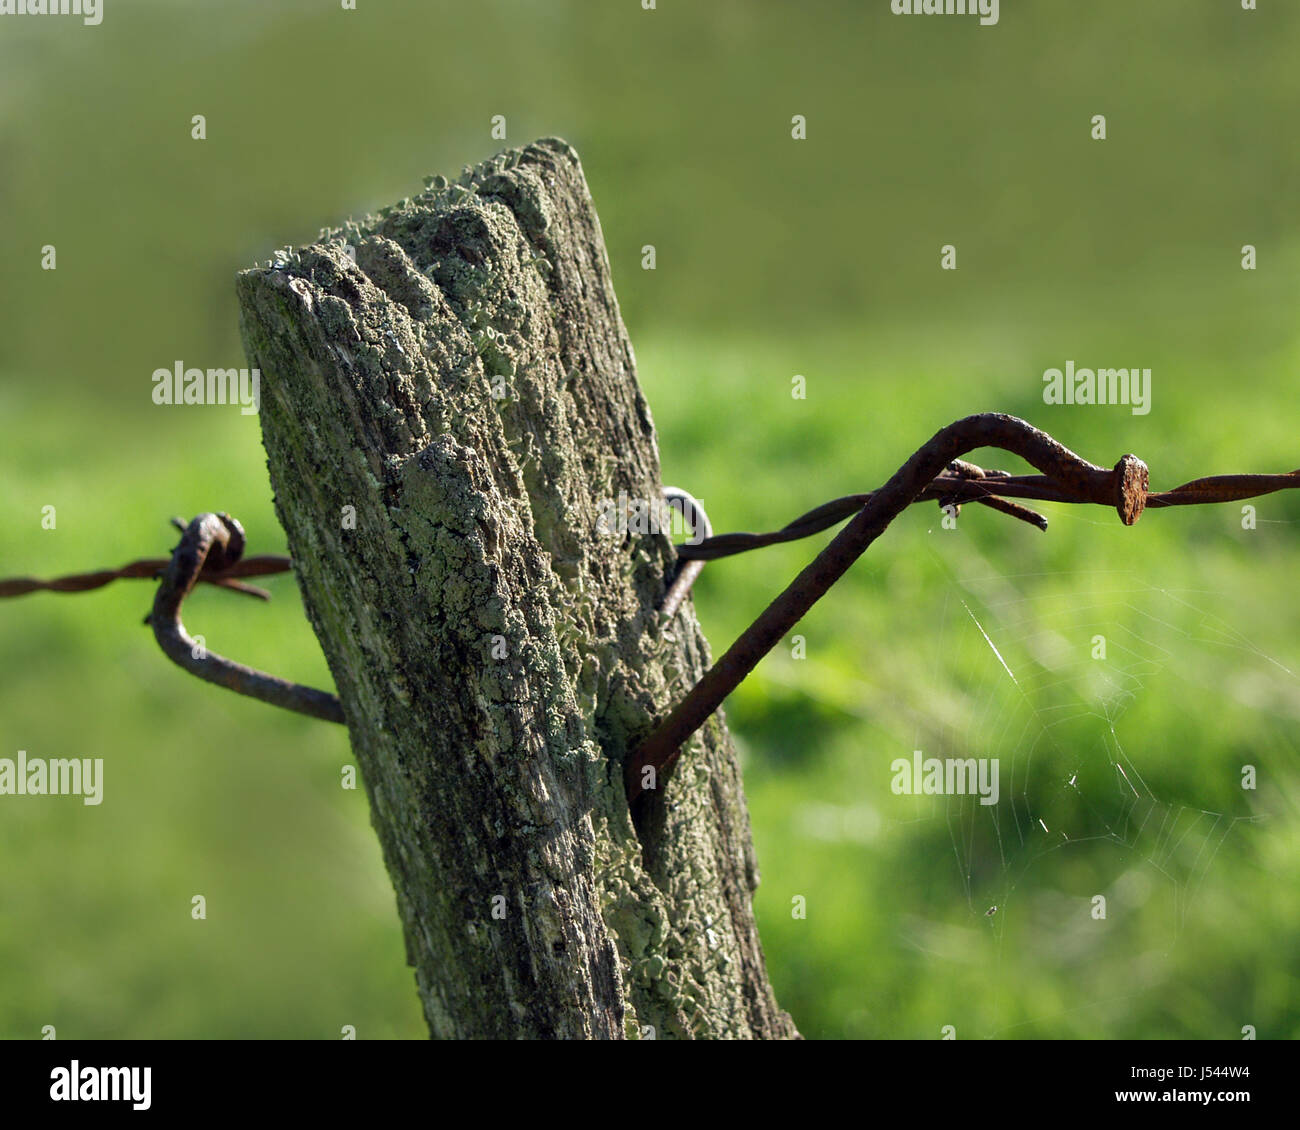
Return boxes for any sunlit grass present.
[2,0,1298,1039]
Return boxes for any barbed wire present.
[625,413,1300,812]
[2,414,1296,816]
[0,516,292,601]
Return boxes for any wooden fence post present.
[236,138,796,1039]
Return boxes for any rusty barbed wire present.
[3,415,1297,809]
[146,513,345,724]
[0,513,342,723]
[625,413,1300,811]
[0,490,710,724]
[0,515,293,601]
[675,463,1300,561]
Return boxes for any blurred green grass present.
[2,0,1299,1039]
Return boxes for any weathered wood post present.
[236,138,796,1039]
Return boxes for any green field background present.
[1,0,1297,1039]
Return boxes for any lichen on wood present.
[236,137,796,1039]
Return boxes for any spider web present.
[927,572,1257,919]
[866,508,1292,1037]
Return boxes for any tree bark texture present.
[236,138,797,1039]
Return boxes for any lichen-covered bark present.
[236,138,796,1039]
